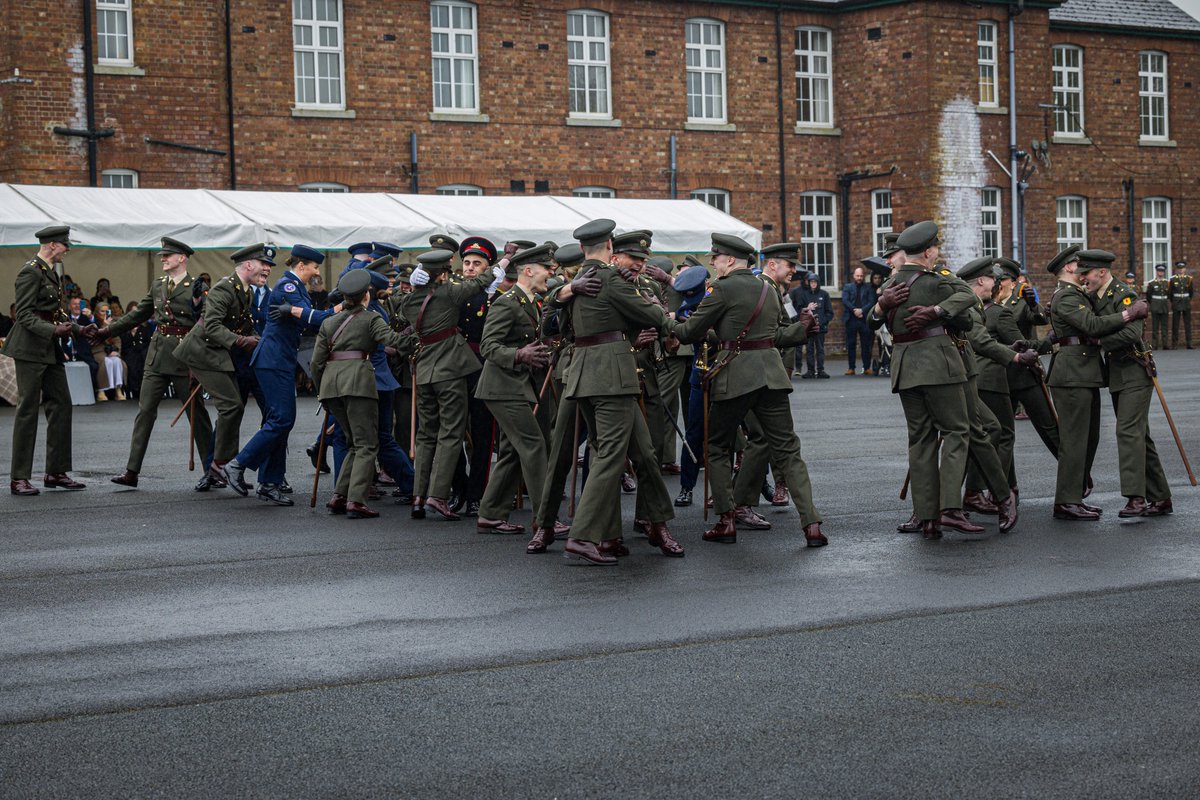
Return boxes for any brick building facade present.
[2,0,1197,314]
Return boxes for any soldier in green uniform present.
[402,249,505,520]
[1077,251,1169,517]
[994,259,1060,460]
[174,247,269,486]
[312,270,414,519]
[559,219,683,565]
[95,236,219,490]
[1169,261,1192,349]
[671,233,826,548]
[384,266,415,487]
[1045,247,1147,520]
[1146,264,1170,350]
[868,221,979,540]
[4,225,95,495]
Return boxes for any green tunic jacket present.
[174,275,256,372]
[312,306,409,401]
[974,301,1022,394]
[103,273,202,377]
[1046,281,1127,388]
[1093,279,1151,394]
[1146,279,1170,313]
[400,273,491,385]
[1,256,72,365]
[1168,274,1192,311]
[476,286,542,403]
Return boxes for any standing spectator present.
[118,299,151,399]
[868,270,890,376]
[89,277,121,314]
[791,272,832,378]
[841,266,876,375]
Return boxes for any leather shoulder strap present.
[329,310,358,347]
[414,290,437,334]
[736,280,772,343]
[885,269,931,330]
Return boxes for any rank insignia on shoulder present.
[1123,296,1132,305]
[940,268,952,275]
[283,282,297,292]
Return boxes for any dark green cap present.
[760,242,802,263]
[573,218,616,247]
[1046,244,1081,274]
[709,233,756,260]
[158,236,194,257]
[417,249,455,271]
[35,225,72,246]
[230,242,277,266]
[368,255,397,276]
[897,221,940,254]
[1075,249,1116,273]
[958,256,997,281]
[994,257,1021,279]
[338,269,372,297]
[509,242,556,270]
[429,233,460,253]
[553,242,584,268]
[613,230,653,259]
[647,255,676,273]
[880,232,901,257]
[508,239,537,251]
[683,254,703,268]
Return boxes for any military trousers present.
[1010,383,1060,458]
[461,369,494,504]
[1171,309,1192,348]
[124,368,214,475]
[658,356,691,465]
[637,355,668,466]
[413,377,468,500]
[1110,384,1171,501]
[964,387,1015,494]
[534,385,581,528]
[707,387,820,526]
[329,389,414,495]
[326,395,379,505]
[10,359,73,480]
[1150,311,1169,350]
[898,382,971,521]
[962,378,1012,501]
[626,398,676,525]
[478,398,548,521]
[732,410,786,507]
[572,394,643,544]
[1049,386,1100,504]
[190,367,245,464]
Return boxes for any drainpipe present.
[1008,4,1023,260]
[1123,179,1136,276]
[775,5,788,239]
[224,0,237,189]
[82,0,98,185]
[410,132,419,193]
[668,134,677,199]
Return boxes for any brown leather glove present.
[1020,285,1039,307]
[82,324,104,342]
[1007,339,1029,353]
[615,266,639,283]
[53,323,75,337]
[877,283,910,312]
[503,242,520,257]
[514,342,551,368]
[234,335,259,352]
[663,335,681,355]
[633,328,658,350]
[569,267,602,298]
[1124,298,1149,322]
[799,310,819,338]
[643,264,672,285]
[904,305,943,332]
[1016,349,1040,367]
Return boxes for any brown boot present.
[9,479,39,496]
[734,505,771,530]
[110,470,139,488]
[997,492,1018,533]
[803,522,827,547]
[921,519,942,540]
[1053,503,1100,521]
[598,538,631,558]
[347,501,380,519]
[897,513,921,533]
[647,523,685,557]
[424,496,461,521]
[326,494,348,515]
[1118,497,1147,518]
[703,511,737,544]
[771,480,790,506]
[962,489,998,515]
[527,526,555,554]
[1144,498,1173,516]
[938,509,985,533]
[564,538,618,565]
[43,473,85,490]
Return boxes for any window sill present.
[685,121,736,132]
[429,112,489,123]
[565,117,622,128]
[94,64,145,76]
[793,125,840,137]
[1139,138,1177,148]
[977,105,1007,115]
[291,107,356,119]
[1052,134,1092,145]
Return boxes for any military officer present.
[173,248,267,488]
[994,259,1060,460]
[402,249,505,520]
[1045,246,1146,520]
[1169,261,1192,349]
[645,254,690,473]
[4,225,95,495]
[95,236,217,490]
[1146,264,1170,350]
[312,269,413,519]
[1077,251,1167,517]
[671,233,826,547]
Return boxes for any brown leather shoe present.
[10,479,40,496]
[424,496,461,521]
[921,519,942,540]
[803,522,828,547]
[347,501,380,519]
[1053,503,1100,521]
[632,518,652,536]
[44,473,85,490]
[771,481,790,506]
[938,510,985,533]
[1081,502,1103,515]
[326,494,348,515]
[411,496,426,519]
[1144,498,1173,516]
[1118,497,1147,518]
[997,492,1018,533]
[110,470,139,488]
[962,489,998,515]
[647,523,685,557]
[526,527,555,554]
[564,538,618,565]
[897,513,921,533]
[734,505,771,530]
[660,463,681,475]
[620,472,637,493]
[477,517,525,534]
[703,511,737,544]
[553,521,571,535]
[598,538,631,557]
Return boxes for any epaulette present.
[939,268,953,276]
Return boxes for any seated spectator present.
[91,302,126,401]
[791,273,833,378]
[68,298,100,388]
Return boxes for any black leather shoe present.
[223,460,251,496]
[306,445,330,474]
[465,500,481,517]
[674,488,693,507]
[278,480,294,494]
[256,484,294,506]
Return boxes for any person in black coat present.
[790,272,834,378]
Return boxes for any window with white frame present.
[800,191,837,287]
[299,182,349,193]
[1139,51,1168,140]
[567,9,611,118]
[977,21,998,107]
[293,0,345,108]
[691,188,730,214]
[981,187,1002,258]
[686,19,726,124]
[1056,196,1087,251]
[573,186,615,198]
[431,1,479,113]
[436,184,483,196]
[1142,197,1171,279]
[871,189,892,256]
[794,27,833,127]
[101,169,138,189]
[96,0,134,65]
[1052,45,1084,136]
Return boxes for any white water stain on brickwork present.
[935,97,985,270]
[66,42,86,154]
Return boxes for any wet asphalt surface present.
[2,350,1198,798]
